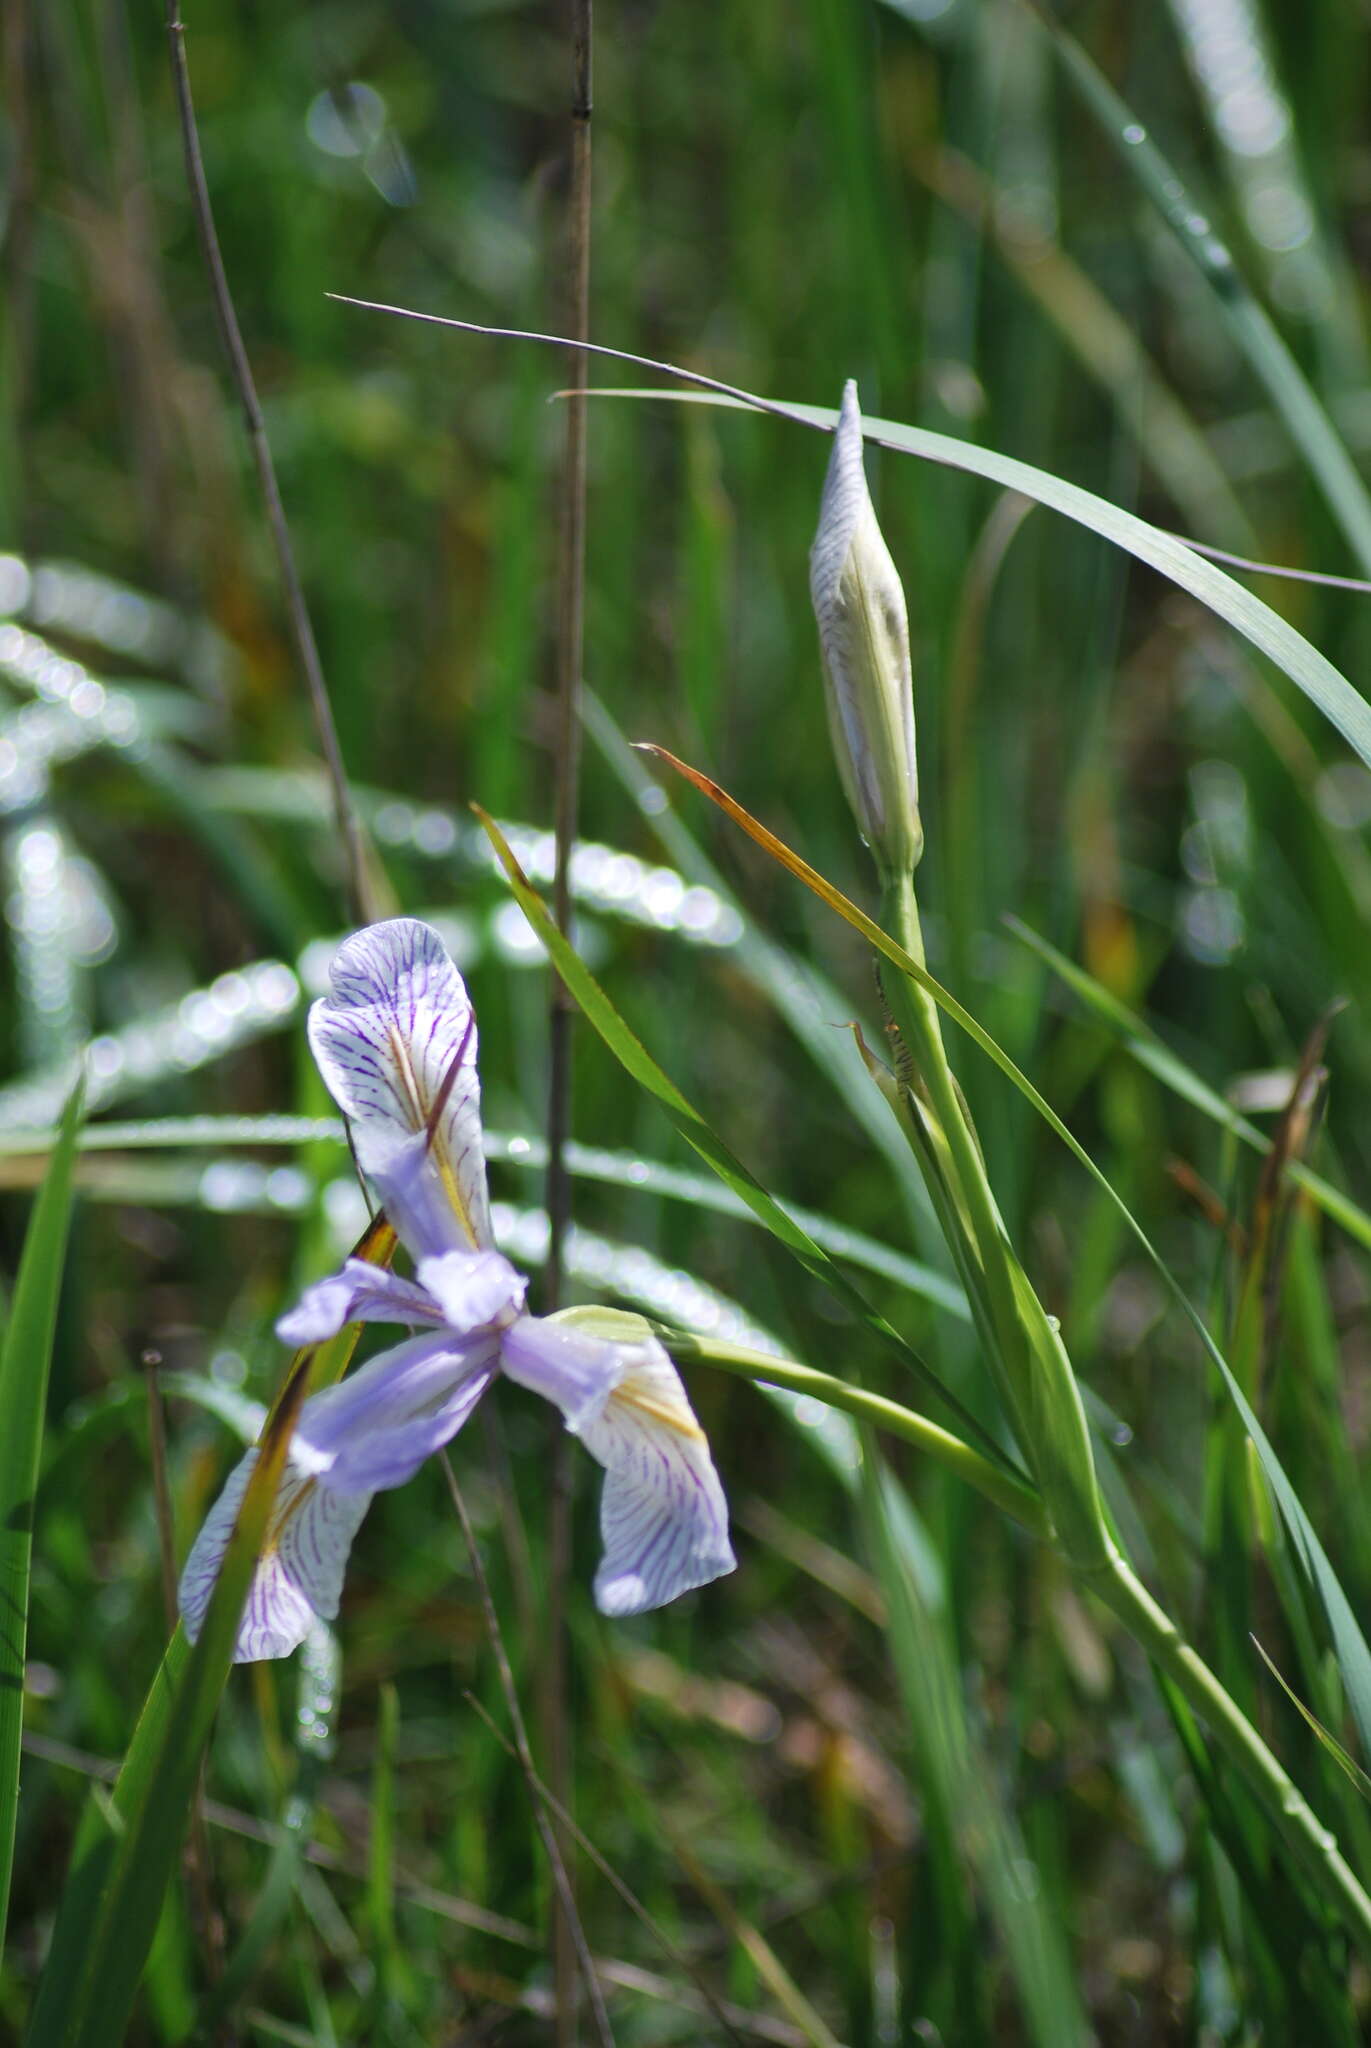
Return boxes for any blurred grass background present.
[7,0,1371,2039]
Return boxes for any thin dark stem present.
[1,0,37,551]
[440,1455,614,2048]
[464,1693,748,2047]
[162,1,372,928]
[545,8,593,2039]
[545,0,592,1315]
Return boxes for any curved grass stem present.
[664,1331,1048,1537]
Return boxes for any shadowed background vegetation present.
[6,0,1371,2040]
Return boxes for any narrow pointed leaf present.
[331,305,1371,771]
[0,1078,84,1939]
[602,381,1371,768]
[651,748,1371,1769]
[1252,1636,1371,1804]
[475,805,1018,1472]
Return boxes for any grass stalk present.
[161,0,373,927]
[545,6,594,2037]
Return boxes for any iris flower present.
[179,917,735,1661]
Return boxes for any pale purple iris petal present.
[292,1329,501,1494]
[178,1446,372,1664]
[275,1257,444,1346]
[497,1314,627,1433]
[309,918,493,1251]
[417,1248,526,1332]
[574,1336,735,1616]
[352,1126,470,1265]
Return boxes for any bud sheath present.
[810,381,922,882]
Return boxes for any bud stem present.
[877,873,1110,1567]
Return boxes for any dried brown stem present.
[162,1,372,927]
[545,6,594,2037]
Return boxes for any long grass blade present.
[0,1076,83,1940]
[331,302,1371,774]
[650,747,1371,1770]
[475,805,1019,1470]
[24,1351,315,2048]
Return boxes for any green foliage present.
[0,1081,82,1938]
[9,0,1371,2039]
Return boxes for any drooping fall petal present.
[500,1312,735,1615]
[179,1447,372,1664]
[292,1329,501,1494]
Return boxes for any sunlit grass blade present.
[0,1114,967,1318]
[912,143,1255,547]
[475,804,1017,1470]
[583,375,1371,768]
[649,747,1371,1771]
[0,1076,83,1941]
[1253,1636,1371,1803]
[1004,914,1371,1254]
[332,304,1371,764]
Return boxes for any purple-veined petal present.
[292,1328,500,1494]
[309,919,492,1256]
[581,1338,735,1616]
[497,1313,627,1433]
[417,1248,526,1332]
[178,1446,372,1664]
[502,1310,735,1614]
[276,1258,445,1346]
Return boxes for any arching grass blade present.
[0,1077,83,1941]
[649,746,1371,1771]
[475,805,1020,1473]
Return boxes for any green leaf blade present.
[0,1078,84,1941]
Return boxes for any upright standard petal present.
[309,919,493,1255]
[276,1258,446,1346]
[292,1329,501,1493]
[502,1311,735,1615]
[179,1446,372,1663]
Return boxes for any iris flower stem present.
[662,1333,1048,1537]
[675,1332,1371,1955]
[877,872,1110,1567]
[876,876,1039,1451]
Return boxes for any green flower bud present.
[810,381,922,882]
